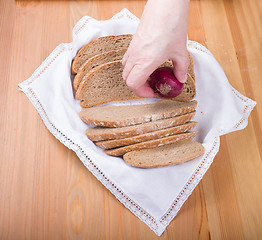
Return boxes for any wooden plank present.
[200,0,262,239]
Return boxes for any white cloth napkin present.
[18,9,256,236]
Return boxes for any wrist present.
[143,0,190,26]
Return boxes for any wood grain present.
[1,0,262,239]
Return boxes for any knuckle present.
[177,56,190,73]
[126,80,137,90]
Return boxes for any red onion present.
[148,67,184,98]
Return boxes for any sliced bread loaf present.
[73,49,127,91]
[96,121,197,149]
[80,100,197,127]
[76,61,140,107]
[104,131,197,156]
[76,59,196,107]
[85,111,196,141]
[71,34,132,74]
[123,140,205,168]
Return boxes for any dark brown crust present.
[75,59,196,107]
[123,140,205,168]
[79,101,197,127]
[104,132,197,156]
[73,49,127,91]
[72,35,196,106]
[75,60,139,105]
[71,34,132,74]
[95,122,197,149]
[85,112,196,141]
[172,73,196,101]
[75,60,118,100]
[188,52,196,83]
[79,97,141,108]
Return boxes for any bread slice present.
[71,34,132,74]
[76,59,196,107]
[123,140,205,168]
[73,49,127,91]
[188,52,195,83]
[96,121,196,149]
[80,100,197,127]
[85,111,196,141]
[104,132,197,156]
[172,72,196,101]
[76,61,139,107]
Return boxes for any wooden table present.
[1,0,261,239]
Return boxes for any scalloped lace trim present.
[18,10,256,236]
[21,87,163,234]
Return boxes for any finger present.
[125,62,160,90]
[122,56,135,81]
[172,54,189,83]
[121,48,130,67]
[132,82,155,98]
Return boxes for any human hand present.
[122,0,190,98]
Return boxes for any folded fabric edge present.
[187,40,213,56]
[187,40,257,135]
[74,148,167,236]
[111,8,140,22]
[18,43,73,90]
[19,86,168,236]
[159,137,220,227]
[230,86,257,115]
[72,8,139,41]
[72,16,93,39]
[19,10,141,89]
[218,86,257,136]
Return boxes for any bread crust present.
[104,132,197,156]
[72,34,196,106]
[96,122,197,149]
[75,58,196,107]
[75,61,140,107]
[80,100,198,127]
[85,111,196,141]
[71,34,132,74]
[73,49,127,91]
[123,140,205,168]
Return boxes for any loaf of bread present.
[71,34,132,74]
[72,34,196,107]
[72,35,203,165]
[85,111,196,141]
[123,140,205,168]
[104,132,197,156]
[95,122,196,149]
[76,60,196,107]
[73,49,127,91]
[80,100,197,127]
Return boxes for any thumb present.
[125,61,161,90]
[172,56,189,83]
